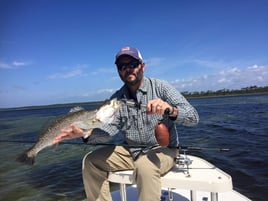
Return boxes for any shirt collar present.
[138,77,148,94]
[120,77,148,99]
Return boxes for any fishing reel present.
[175,151,193,177]
[161,152,193,201]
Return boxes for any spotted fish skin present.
[16,98,121,165]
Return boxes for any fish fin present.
[16,151,35,165]
[69,106,84,113]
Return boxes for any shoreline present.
[1,92,267,111]
[185,92,268,99]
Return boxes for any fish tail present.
[16,150,35,165]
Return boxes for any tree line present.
[182,85,268,98]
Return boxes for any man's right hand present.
[53,124,84,144]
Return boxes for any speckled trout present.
[16,98,122,165]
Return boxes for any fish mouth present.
[110,98,122,109]
[95,98,122,123]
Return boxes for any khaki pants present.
[82,146,177,201]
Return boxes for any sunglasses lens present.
[118,61,140,71]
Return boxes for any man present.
[54,46,199,201]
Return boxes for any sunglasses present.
[117,60,141,71]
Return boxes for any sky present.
[1,0,268,108]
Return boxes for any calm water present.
[0,94,267,201]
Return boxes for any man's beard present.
[120,68,144,86]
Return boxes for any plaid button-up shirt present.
[88,77,199,159]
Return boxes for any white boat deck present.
[111,186,251,201]
[109,154,251,201]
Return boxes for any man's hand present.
[53,124,84,144]
[147,99,175,115]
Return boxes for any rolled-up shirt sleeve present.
[175,100,199,126]
[156,79,199,126]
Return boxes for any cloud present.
[145,57,165,67]
[48,65,89,79]
[48,69,84,79]
[0,62,11,69]
[12,61,29,66]
[91,68,115,76]
[171,65,268,92]
[81,88,116,98]
[96,88,116,94]
[192,59,228,69]
[0,60,31,69]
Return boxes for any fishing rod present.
[0,139,229,152]
[0,139,83,145]
[178,146,229,152]
[87,143,230,152]
[88,143,230,152]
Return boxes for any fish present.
[16,98,122,165]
